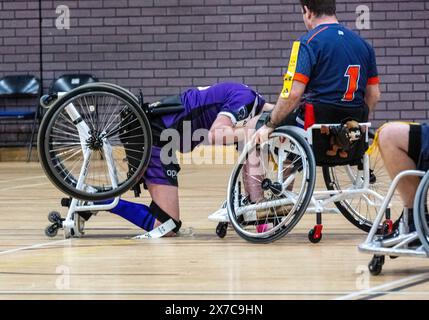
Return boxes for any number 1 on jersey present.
[343,65,360,102]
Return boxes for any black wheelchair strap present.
[148,95,185,117]
[150,201,182,234]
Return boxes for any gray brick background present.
[0,0,428,145]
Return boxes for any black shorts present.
[408,124,422,165]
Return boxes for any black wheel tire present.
[37,82,152,202]
[308,229,322,244]
[368,256,384,276]
[227,127,317,244]
[414,171,429,254]
[216,223,228,239]
[48,211,62,223]
[45,225,59,238]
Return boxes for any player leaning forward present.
[93,83,274,237]
[210,0,381,221]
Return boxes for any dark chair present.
[49,74,98,94]
[0,75,41,161]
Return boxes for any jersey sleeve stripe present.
[307,26,330,44]
[294,73,310,85]
[367,76,380,85]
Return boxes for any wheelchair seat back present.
[305,103,369,167]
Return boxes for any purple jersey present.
[162,82,265,131]
[160,82,266,152]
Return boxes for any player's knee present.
[378,123,407,152]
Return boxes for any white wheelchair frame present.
[44,96,122,238]
[225,122,393,242]
[43,90,180,239]
[360,170,429,258]
[304,123,383,215]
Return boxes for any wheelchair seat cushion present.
[306,103,369,167]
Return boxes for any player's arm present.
[262,103,275,112]
[207,115,243,145]
[365,45,381,113]
[269,81,306,126]
[207,102,274,145]
[365,83,381,113]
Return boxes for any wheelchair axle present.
[261,179,283,196]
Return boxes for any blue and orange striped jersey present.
[294,23,379,108]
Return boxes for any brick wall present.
[0,0,428,145]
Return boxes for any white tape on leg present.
[133,219,177,240]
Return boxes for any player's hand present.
[254,125,274,145]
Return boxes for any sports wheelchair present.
[359,169,429,275]
[38,82,186,238]
[220,104,402,243]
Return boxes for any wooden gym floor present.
[0,148,429,300]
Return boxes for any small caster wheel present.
[48,211,62,223]
[308,225,323,244]
[216,222,228,239]
[45,225,58,238]
[368,255,385,276]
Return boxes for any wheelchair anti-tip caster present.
[45,212,64,238]
[216,222,228,238]
[368,255,385,276]
[48,211,61,223]
[308,225,323,243]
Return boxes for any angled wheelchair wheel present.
[414,171,429,254]
[38,83,152,201]
[227,127,316,243]
[322,130,402,233]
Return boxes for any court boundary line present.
[0,175,46,184]
[0,239,70,256]
[0,182,50,192]
[358,277,429,300]
[335,272,429,300]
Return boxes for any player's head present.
[299,0,337,30]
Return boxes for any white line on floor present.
[334,272,429,300]
[0,175,46,185]
[0,182,50,192]
[0,239,70,256]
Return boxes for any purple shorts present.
[142,146,181,188]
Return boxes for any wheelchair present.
[38,82,184,238]
[359,170,429,275]
[221,104,403,243]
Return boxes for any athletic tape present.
[281,41,301,99]
[133,219,177,240]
